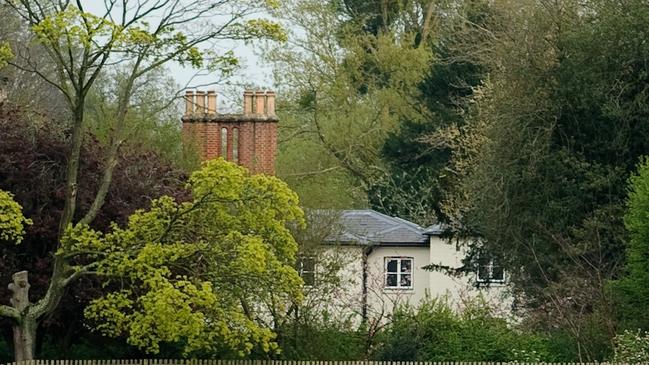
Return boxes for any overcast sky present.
[83,1,276,112]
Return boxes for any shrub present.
[374,296,550,361]
[613,330,649,363]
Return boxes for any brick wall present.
[182,90,278,175]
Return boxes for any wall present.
[365,246,431,317]
[427,236,512,314]
[304,245,365,323]
[317,240,513,322]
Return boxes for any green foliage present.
[57,159,304,356]
[0,41,13,68]
[0,189,32,244]
[278,315,366,360]
[440,0,649,356]
[269,0,431,206]
[375,297,550,362]
[369,0,490,226]
[29,5,285,74]
[84,66,200,170]
[613,157,649,331]
[613,329,649,363]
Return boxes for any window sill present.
[383,287,415,292]
[475,280,507,287]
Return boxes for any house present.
[299,209,512,323]
[182,89,511,321]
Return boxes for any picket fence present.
[2,360,649,365]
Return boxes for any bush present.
[374,297,550,361]
[277,313,366,360]
[613,330,649,363]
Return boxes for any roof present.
[325,210,427,246]
[423,223,446,236]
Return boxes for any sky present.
[82,1,277,112]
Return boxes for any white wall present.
[427,236,512,314]
[308,239,513,325]
[365,246,430,317]
[304,245,365,323]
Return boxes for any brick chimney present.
[182,89,278,175]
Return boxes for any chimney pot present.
[195,91,206,114]
[255,90,266,115]
[243,90,254,115]
[184,90,194,115]
[206,90,217,114]
[265,91,276,116]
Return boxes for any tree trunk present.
[8,271,36,361]
[12,318,36,362]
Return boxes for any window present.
[298,256,316,286]
[477,259,505,284]
[385,257,413,289]
[232,127,239,163]
[220,127,228,158]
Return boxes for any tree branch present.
[0,304,20,320]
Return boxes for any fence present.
[2,360,647,365]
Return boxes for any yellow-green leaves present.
[0,42,13,69]
[32,7,118,48]
[71,159,305,356]
[244,19,288,42]
[0,190,31,244]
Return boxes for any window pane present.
[400,274,412,287]
[302,257,315,272]
[386,274,398,287]
[491,265,504,281]
[221,127,228,158]
[302,272,315,286]
[478,265,489,281]
[401,259,412,272]
[386,259,398,273]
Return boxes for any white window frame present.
[297,256,317,287]
[476,259,506,284]
[384,257,414,289]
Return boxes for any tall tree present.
[612,157,649,332]
[443,0,649,359]
[369,0,492,225]
[268,0,432,208]
[0,103,188,357]
[0,0,286,360]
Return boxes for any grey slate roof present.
[423,223,445,235]
[325,210,427,245]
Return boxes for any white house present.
[300,210,511,323]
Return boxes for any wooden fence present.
[2,360,648,365]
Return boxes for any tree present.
[0,190,31,245]
[79,159,304,356]
[0,102,189,357]
[369,0,491,226]
[442,0,649,359]
[267,0,432,208]
[613,157,649,332]
[5,158,305,357]
[0,0,286,360]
